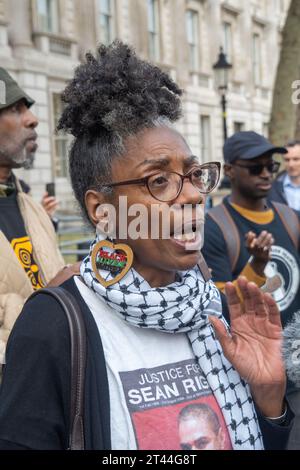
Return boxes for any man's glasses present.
[102,162,221,202]
[232,161,280,176]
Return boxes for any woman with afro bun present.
[0,42,292,450]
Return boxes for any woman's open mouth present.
[170,221,203,250]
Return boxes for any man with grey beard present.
[0,68,73,371]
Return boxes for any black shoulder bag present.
[27,287,87,450]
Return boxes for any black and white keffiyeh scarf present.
[81,236,263,450]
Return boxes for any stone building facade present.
[0,0,290,210]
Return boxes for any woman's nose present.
[176,178,204,205]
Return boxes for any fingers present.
[224,281,243,321]
[41,196,59,216]
[246,230,274,252]
[209,316,235,362]
[46,201,59,211]
[264,293,282,327]
[256,231,274,252]
[246,282,268,316]
[236,278,272,318]
[233,278,281,322]
[245,231,256,248]
[42,195,56,205]
[236,276,254,313]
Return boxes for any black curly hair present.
[58,41,183,223]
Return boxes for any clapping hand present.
[246,230,274,264]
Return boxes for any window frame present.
[200,115,212,163]
[96,0,115,46]
[252,32,262,86]
[51,92,69,179]
[233,122,245,133]
[186,9,200,71]
[36,0,60,34]
[222,21,233,64]
[147,0,161,62]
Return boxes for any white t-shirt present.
[75,277,232,450]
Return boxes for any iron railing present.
[57,214,93,262]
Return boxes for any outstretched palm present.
[210,277,286,416]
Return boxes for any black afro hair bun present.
[58,40,182,139]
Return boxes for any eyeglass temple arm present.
[103,178,147,189]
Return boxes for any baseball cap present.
[0,67,34,110]
[223,131,287,163]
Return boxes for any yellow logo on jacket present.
[11,236,45,290]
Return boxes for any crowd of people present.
[0,41,299,451]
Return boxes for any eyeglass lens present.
[147,164,219,202]
[246,162,280,175]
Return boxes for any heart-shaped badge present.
[91,240,133,287]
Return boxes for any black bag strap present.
[197,253,212,282]
[26,286,86,450]
[207,203,241,272]
[272,202,300,250]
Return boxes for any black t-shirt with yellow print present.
[0,191,45,290]
[203,196,300,329]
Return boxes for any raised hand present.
[246,230,274,260]
[210,276,286,417]
[246,230,274,277]
[41,192,59,218]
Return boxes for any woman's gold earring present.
[91,240,133,287]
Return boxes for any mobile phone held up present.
[46,182,55,198]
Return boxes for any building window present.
[147,0,160,61]
[222,21,232,62]
[252,33,262,85]
[37,0,59,33]
[234,122,245,133]
[263,122,269,138]
[186,9,199,70]
[52,94,68,178]
[200,115,211,162]
[98,0,114,45]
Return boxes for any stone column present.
[76,0,98,58]
[7,0,32,47]
[0,0,11,56]
[128,0,149,57]
[173,0,189,87]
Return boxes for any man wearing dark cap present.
[0,67,66,367]
[202,131,300,449]
[202,130,300,327]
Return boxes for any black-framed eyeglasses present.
[232,161,280,176]
[102,162,221,202]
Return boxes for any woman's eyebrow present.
[185,155,199,166]
[136,155,198,169]
[135,158,170,169]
